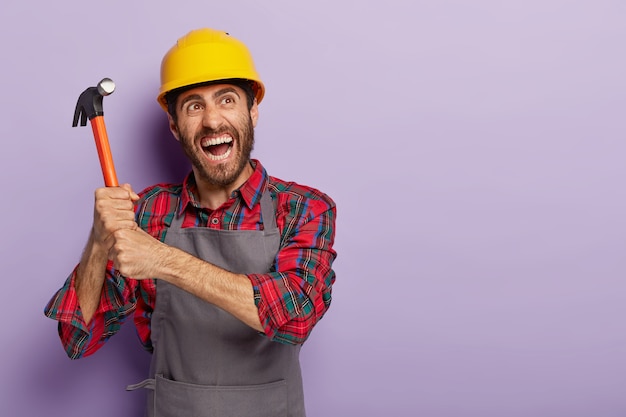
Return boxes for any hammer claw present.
[72,103,88,127]
[72,79,118,187]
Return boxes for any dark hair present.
[165,79,256,122]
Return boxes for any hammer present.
[73,78,119,187]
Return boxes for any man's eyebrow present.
[179,88,241,110]
[213,87,241,99]
[179,93,203,110]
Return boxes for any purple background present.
[2,1,625,416]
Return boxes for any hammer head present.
[72,78,115,127]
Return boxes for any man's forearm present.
[75,230,109,324]
[158,245,264,333]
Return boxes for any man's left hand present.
[107,227,171,279]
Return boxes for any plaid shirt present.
[45,160,336,359]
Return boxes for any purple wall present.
[2,1,625,416]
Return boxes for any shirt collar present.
[179,173,201,214]
[179,159,268,214]
[238,159,268,209]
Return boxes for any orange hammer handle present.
[89,116,118,187]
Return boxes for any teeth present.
[201,135,233,147]
[207,146,232,161]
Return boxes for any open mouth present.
[201,135,233,161]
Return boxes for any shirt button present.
[211,218,219,225]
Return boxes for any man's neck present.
[194,162,254,210]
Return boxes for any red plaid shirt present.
[45,160,336,358]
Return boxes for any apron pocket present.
[154,374,288,417]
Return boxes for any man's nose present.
[201,107,224,129]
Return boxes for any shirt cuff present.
[43,267,89,333]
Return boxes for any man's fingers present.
[92,185,139,247]
[100,217,138,232]
[120,183,140,201]
[95,197,135,214]
[93,185,137,220]
[107,228,161,279]
[95,185,139,202]
[95,187,129,201]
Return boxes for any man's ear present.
[168,114,180,142]
[250,99,259,128]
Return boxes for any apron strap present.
[169,196,185,230]
[126,378,155,391]
[259,189,277,232]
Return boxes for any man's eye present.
[221,97,234,105]
[186,103,202,112]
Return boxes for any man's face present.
[169,83,258,189]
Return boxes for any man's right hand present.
[92,183,140,249]
[75,184,140,324]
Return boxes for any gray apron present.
[127,190,305,417]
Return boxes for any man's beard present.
[178,115,255,188]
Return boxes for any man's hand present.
[107,227,170,279]
[92,183,140,249]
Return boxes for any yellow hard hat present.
[157,28,265,111]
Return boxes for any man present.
[45,28,336,417]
